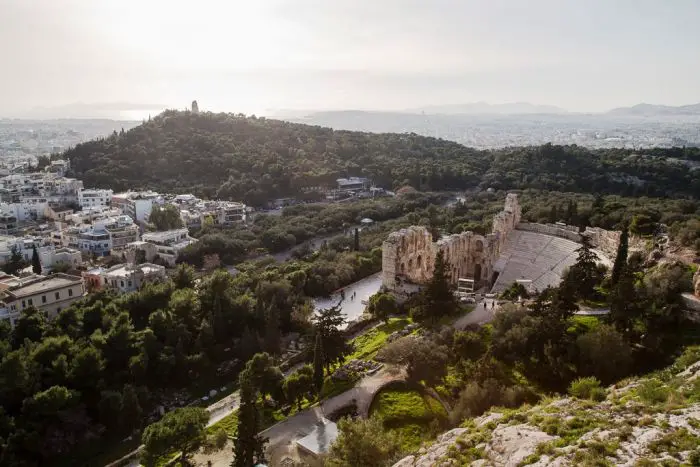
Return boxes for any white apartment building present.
[112,191,161,222]
[78,188,113,209]
[0,235,53,264]
[65,215,140,256]
[0,273,85,325]
[43,176,83,197]
[97,262,166,294]
[38,246,82,272]
[210,201,247,225]
[141,228,197,265]
[69,205,122,225]
[0,197,49,222]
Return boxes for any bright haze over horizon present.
[2,0,700,118]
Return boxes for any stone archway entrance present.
[474,264,482,283]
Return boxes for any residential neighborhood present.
[0,158,262,328]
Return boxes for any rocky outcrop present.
[694,269,700,298]
[392,352,700,467]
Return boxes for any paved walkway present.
[262,368,403,463]
[454,297,499,329]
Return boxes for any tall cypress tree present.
[31,245,42,275]
[565,234,598,300]
[424,250,457,320]
[313,332,324,396]
[233,369,267,467]
[354,228,360,251]
[610,226,629,287]
[607,266,639,338]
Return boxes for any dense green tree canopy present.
[61,111,699,205]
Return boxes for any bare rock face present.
[483,424,556,466]
[391,355,700,467]
[694,268,700,298]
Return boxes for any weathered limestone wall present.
[381,193,521,291]
[583,226,621,261]
[516,222,582,242]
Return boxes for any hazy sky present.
[2,0,700,116]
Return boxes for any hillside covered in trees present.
[62,111,700,206]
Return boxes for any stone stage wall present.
[381,193,521,291]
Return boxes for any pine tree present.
[31,246,42,275]
[565,234,598,300]
[354,228,360,251]
[312,305,348,372]
[313,332,324,395]
[2,246,25,276]
[233,369,268,467]
[610,226,629,287]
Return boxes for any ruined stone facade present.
[381,194,521,291]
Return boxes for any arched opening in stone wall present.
[400,263,405,274]
[416,255,422,268]
[475,240,484,253]
[408,258,413,270]
[474,263,482,283]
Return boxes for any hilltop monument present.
[191,100,199,114]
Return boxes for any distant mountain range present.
[270,102,700,119]
[607,103,700,116]
[403,102,568,115]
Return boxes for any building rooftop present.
[337,177,369,186]
[142,229,189,243]
[5,274,82,299]
[104,263,164,279]
[296,419,338,456]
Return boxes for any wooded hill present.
[62,110,700,206]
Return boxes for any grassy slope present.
[370,383,448,452]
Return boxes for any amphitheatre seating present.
[491,229,609,294]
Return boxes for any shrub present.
[636,379,670,404]
[568,377,605,401]
[203,427,228,453]
[450,379,537,425]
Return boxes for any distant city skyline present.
[2,0,700,117]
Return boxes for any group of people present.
[339,289,357,301]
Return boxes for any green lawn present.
[207,410,238,437]
[345,317,413,362]
[369,383,448,452]
[569,315,602,334]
